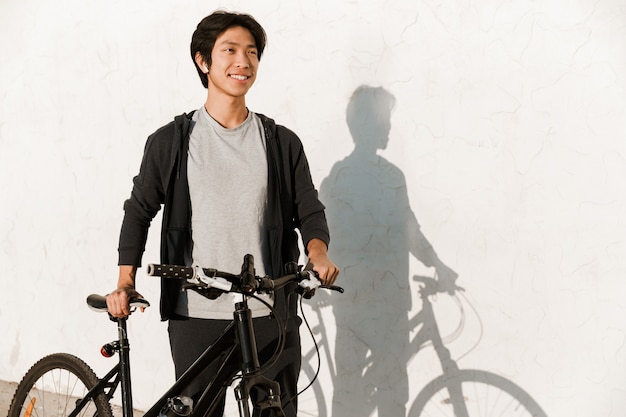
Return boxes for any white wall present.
[1,0,625,416]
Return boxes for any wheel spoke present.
[8,353,113,417]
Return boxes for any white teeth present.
[230,75,248,81]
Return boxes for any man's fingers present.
[315,265,340,286]
[328,267,340,285]
[106,289,139,318]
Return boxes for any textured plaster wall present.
[1,1,625,416]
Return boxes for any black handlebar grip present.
[147,264,195,280]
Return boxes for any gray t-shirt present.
[175,107,272,319]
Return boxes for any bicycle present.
[7,254,342,417]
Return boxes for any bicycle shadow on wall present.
[315,85,548,417]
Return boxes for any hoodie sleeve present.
[277,125,330,251]
[118,123,175,266]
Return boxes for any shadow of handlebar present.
[413,275,464,296]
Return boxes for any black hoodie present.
[117,111,330,320]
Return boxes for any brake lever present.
[298,271,320,299]
[298,270,344,299]
[194,266,233,292]
[324,285,344,293]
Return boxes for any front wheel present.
[408,369,547,417]
[8,353,113,417]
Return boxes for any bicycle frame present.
[95,297,284,417]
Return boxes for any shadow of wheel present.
[297,360,328,417]
[408,369,547,417]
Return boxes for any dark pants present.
[168,315,301,417]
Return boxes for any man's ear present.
[195,52,209,73]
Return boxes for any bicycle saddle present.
[86,294,151,313]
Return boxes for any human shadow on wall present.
[318,85,458,416]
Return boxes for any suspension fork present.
[234,300,261,373]
[233,300,284,416]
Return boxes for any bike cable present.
[284,295,322,409]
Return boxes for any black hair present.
[190,10,267,88]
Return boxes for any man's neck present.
[204,95,249,129]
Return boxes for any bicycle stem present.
[240,254,256,294]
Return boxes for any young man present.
[106,10,339,417]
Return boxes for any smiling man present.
[106,10,339,417]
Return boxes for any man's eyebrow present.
[219,40,257,49]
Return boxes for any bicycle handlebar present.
[146,257,343,299]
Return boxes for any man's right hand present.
[106,287,144,318]
[106,265,143,318]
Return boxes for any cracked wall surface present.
[1,1,625,416]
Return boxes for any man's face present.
[207,26,259,99]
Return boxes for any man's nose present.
[235,52,251,68]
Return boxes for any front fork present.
[233,301,285,417]
[234,380,283,417]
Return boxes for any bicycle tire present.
[8,353,113,417]
[408,369,547,417]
